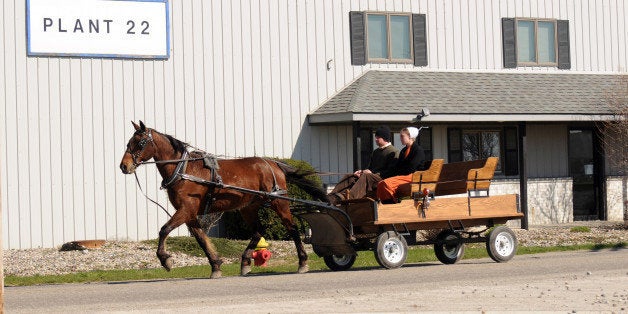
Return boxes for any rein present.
[134,172,172,218]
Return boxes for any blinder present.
[128,129,154,166]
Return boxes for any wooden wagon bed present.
[340,157,522,229]
[375,194,522,225]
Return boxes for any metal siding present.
[526,125,569,178]
[2,0,628,248]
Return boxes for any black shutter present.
[447,128,462,163]
[557,20,571,69]
[502,18,517,68]
[412,14,427,67]
[350,11,366,66]
[503,127,519,175]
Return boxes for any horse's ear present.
[139,120,146,132]
[132,121,140,131]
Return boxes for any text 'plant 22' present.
[27,0,170,59]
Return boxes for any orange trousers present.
[376,173,413,201]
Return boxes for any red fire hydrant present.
[252,237,272,267]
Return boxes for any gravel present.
[3,222,626,278]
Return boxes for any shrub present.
[223,158,323,240]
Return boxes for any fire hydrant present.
[252,237,272,267]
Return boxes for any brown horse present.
[119,121,327,278]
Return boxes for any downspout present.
[519,122,529,230]
[595,127,607,220]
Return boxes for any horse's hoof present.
[210,270,222,279]
[297,264,309,274]
[241,265,252,276]
[161,257,173,271]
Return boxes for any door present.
[568,129,600,220]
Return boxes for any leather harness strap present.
[160,151,190,189]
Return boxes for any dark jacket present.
[367,144,399,179]
[393,141,426,176]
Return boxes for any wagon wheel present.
[434,230,465,264]
[374,231,408,269]
[323,254,356,271]
[486,226,517,262]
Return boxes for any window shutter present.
[557,20,571,69]
[412,14,427,67]
[503,127,519,175]
[350,11,366,66]
[447,128,462,163]
[502,18,517,68]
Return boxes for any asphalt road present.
[5,248,628,313]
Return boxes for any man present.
[328,126,399,205]
[377,126,427,203]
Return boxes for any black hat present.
[374,126,392,142]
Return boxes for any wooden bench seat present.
[410,159,444,197]
[398,157,499,199]
[434,157,498,196]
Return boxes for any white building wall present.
[2,0,627,248]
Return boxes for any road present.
[5,249,628,312]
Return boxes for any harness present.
[160,150,189,189]
[130,129,284,219]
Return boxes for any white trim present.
[309,113,618,124]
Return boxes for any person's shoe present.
[327,192,347,205]
[327,194,340,205]
[380,198,399,204]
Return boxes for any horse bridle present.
[127,129,155,167]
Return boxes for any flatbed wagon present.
[294,157,524,270]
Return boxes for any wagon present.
[293,157,524,271]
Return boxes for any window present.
[502,18,570,69]
[448,127,519,175]
[366,13,412,62]
[516,19,557,66]
[462,131,502,171]
[350,12,427,66]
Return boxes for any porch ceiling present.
[308,71,624,124]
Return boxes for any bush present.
[223,158,323,240]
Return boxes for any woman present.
[376,127,426,203]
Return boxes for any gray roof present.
[309,71,624,124]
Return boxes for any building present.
[1,0,626,249]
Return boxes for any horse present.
[119,121,327,278]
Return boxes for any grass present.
[570,226,592,233]
[4,237,625,287]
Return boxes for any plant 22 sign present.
[27,0,170,59]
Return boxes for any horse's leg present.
[239,205,265,276]
[157,210,188,271]
[272,199,309,274]
[187,222,223,279]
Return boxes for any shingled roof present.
[308,71,623,124]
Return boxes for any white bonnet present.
[407,127,419,139]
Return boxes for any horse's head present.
[120,121,156,174]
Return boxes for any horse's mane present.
[159,131,188,154]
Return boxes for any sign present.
[27,0,170,59]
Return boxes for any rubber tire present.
[486,226,517,262]
[323,254,356,271]
[434,230,465,264]
[374,231,408,269]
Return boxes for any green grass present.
[4,239,625,287]
[570,226,592,233]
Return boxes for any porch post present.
[352,121,361,171]
[519,122,529,229]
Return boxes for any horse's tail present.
[275,161,328,202]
